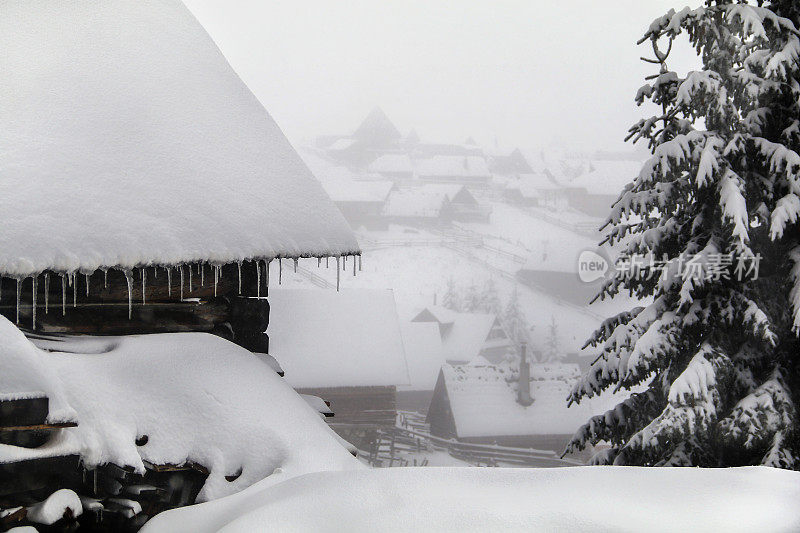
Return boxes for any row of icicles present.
[2,254,362,329]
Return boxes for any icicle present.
[188,265,193,294]
[256,260,261,298]
[214,265,219,297]
[15,279,20,324]
[124,270,133,319]
[318,257,321,268]
[326,257,329,268]
[353,255,356,277]
[237,261,242,295]
[167,267,172,297]
[104,269,108,288]
[72,273,77,308]
[61,274,66,316]
[153,267,158,280]
[336,257,340,291]
[31,276,37,330]
[293,258,298,273]
[85,274,90,297]
[44,273,50,314]
[359,254,362,271]
[343,256,347,271]
[180,265,185,300]
[141,268,147,305]
[265,260,270,295]
[200,263,205,287]
[279,259,282,285]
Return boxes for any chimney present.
[517,343,534,406]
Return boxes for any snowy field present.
[142,466,800,533]
[267,202,638,356]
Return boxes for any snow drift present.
[143,466,800,533]
[0,0,358,278]
[0,316,361,501]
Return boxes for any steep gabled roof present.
[352,107,401,146]
[0,0,357,278]
[267,289,410,389]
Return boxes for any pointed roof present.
[0,0,358,278]
[353,107,401,146]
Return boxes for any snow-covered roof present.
[267,289,410,389]
[418,184,476,204]
[412,306,502,363]
[0,0,358,278]
[0,316,360,501]
[441,363,597,437]
[399,322,445,391]
[382,189,449,218]
[142,466,800,533]
[352,107,401,145]
[367,154,414,176]
[416,156,491,179]
[566,160,643,196]
[327,138,359,151]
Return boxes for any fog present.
[184,0,697,153]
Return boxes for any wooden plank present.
[0,397,49,427]
[0,422,78,432]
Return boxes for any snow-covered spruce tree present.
[442,278,461,311]
[503,285,531,348]
[543,316,561,363]
[566,2,800,468]
[480,278,503,315]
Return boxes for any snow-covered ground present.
[267,202,637,356]
[142,466,800,533]
[0,316,361,501]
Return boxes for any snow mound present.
[27,489,83,525]
[144,466,800,533]
[0,316,361,501]
[0,0,357,278]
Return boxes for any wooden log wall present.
[0,260,272,355]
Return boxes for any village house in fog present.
[267,288,410,450]
[426,361,595,450]
[411,306,511,364]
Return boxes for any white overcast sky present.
[184,1,697,153]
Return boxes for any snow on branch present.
[719,369,795,455]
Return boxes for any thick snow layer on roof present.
[565,160,643,196]
[143,466,800,533]
[398,322,445,391]
[382,189,449,218]
[267,289,410,388]
[0,317,360,500]
[367,154,414,175]
[418,184,475,204]
[416,156,491,179]
[300,150,393,203]
[413,307,502,363]
[442,363,605,437]
[0,0,357,278]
